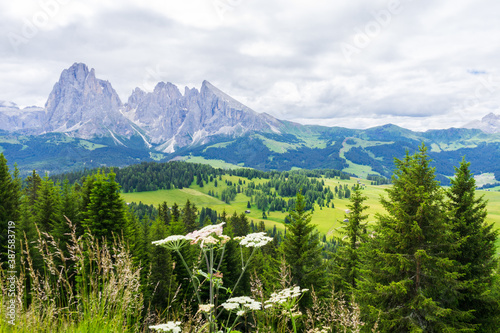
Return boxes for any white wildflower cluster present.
[198,304,214,313]
[264,286,309,308]
[152,235,191,250]
[186,222,227,247]
[153,223,230,249]
[221,296,261,315]
[219,234,231,244]
[238,232,273,248]
[149,321,182,333]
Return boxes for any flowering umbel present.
[151,235,191,251]
[149,321,182,332]
[152,222,227,250]
[237,232,273,248]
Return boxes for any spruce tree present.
[25,170,42,206]
[54,179,79,248]
[35,175,62,234]
[171,203,180,223]
[181,199,198,233]
[281,191,324,303]
[229,212,250,237]
[446,157,499,331]
[359,144,471,332]
[148,216,177,312]
[333,185,368,294]
[0,154,20,267]
[158,201,171,226]
[83,171,127,245]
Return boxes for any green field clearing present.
[181,155,247,169]
[122,173,500,250]
[254,134,299,153]
[79,140,106,151]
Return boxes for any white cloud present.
[1,0,500,130]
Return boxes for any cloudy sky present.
[1,0,499,131]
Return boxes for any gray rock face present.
[123,80,283,152]
[0,102,45,132]
[4,63,284,151]
[463,113,500,134]
[123,82,187,147]
[43,63,135,140]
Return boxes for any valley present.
[120,168,500,247]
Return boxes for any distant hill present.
[2,63,500,187]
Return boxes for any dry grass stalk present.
[1,217,144,332]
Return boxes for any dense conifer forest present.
[0,146,499,332]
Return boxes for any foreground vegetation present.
[0,146,499,332]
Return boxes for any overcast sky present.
[1,0,499,131]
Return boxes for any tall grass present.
[0,219,380,332]
[0,218,143,332]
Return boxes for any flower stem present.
[232,247,256,294]
[209,247,215,333]
[175,249,205,317]
[289,307,297,333]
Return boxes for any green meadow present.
[122,173,500,250]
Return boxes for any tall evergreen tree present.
[20,170,42,244]
[147,216,177,312]
[281,191,324,303]
[446,157,499,331]
[54,178,79,248]
[158,201,171,226]
[35,175,62,234]
[359,144,471,332]
[82,171,127,245]
[181,199,198,233]
[333,185,368,294]
[0,154,20,268]
[25,169,42,206]
[171,202,180,223]
[229,212,250,237]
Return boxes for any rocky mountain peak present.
[153,82,183,104]
[43,63,134,139]
[0,101,45,132]
[127,87,147,107]
[463,113,500,134]
[3,63,284,151]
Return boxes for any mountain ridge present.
[3,63,500,187]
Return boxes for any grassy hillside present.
[122,173,500,251]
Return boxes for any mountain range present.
[2,63,500,187]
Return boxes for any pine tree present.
[83,171,127,245]
[333,185,368,294]
[171,203,180,223]
[25,169,42,206]
[147,216,177,312]
[281,191,324,304]
[125,209,145,267]
[61,178,79,223]
[35,175,62,234]
[446,157,499,331]
[229,212,250,237]
[181,199,198,233]
[359,144,471,331]
[54,179,79,248]
[158,201,171,226]
[0,154,21,268]
[202,215,212,227]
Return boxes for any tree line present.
[331,145,500,331]
[1,145,499,332]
